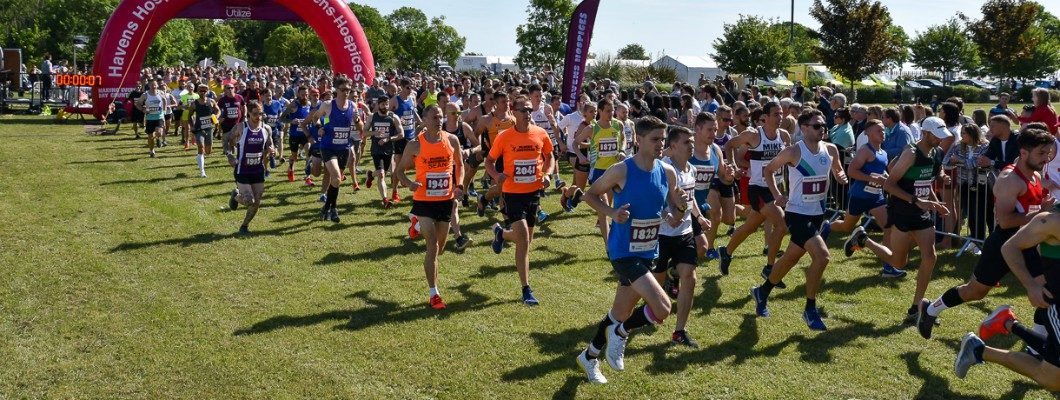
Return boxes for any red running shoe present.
[382,199,393,209]
[304,177,315,186]
[287,170,295,182]
[365,173,374,188]
[408,215,420,239]
[429,294,447,310]
[391,191,401,203]
[979,305,1015,341]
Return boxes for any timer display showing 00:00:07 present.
[55,74,104,87]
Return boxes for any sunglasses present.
[339,87,352,92]
[722,118,733,122]
[516,107,533,113]
[802,123,826,130]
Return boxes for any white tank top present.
[748,126,784,187]
[531,103,552,135]
[1046,137,1060,199]
[660,156,696,237]
[785,141,832,216]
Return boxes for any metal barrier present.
[1,72,91,114]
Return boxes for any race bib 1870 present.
[598,138,619,158]
[629,218,661,252]
[513,159,537,184]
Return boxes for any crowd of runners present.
[116,63,1060,389]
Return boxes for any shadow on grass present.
[473,245,578,280]
[101,172,192,186]
[232,283,509,336]
[108,223,313,253]
[500,322,598,382]
[901,351,1037,400]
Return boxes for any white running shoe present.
[576,350,607,384]
[604,323,627,371]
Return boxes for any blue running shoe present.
[491,223,504,254]
[803,307,827,331]
[706,248,720,261]
[319,194,327,203]
[881,264,908,278]
[726,226,735,236]
[537,209,549,224]
[751,286,770,317]
[522,286,539,306]
[820,221,832,241]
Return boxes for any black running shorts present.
[653,233,698,273]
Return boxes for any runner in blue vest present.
[390,78,421,203]
[303,78,362,223]
[575,116,687,384]
[280,86,311,183]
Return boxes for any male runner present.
[476,91,516,217]
[486,95,554,306]
[303,78,361,222]
[190,85,220,177]
[576,116,681,384]
[441,102,477,250]
[917,126,1055,338]
[367,96,404,208]
[281,86,311,182]
[529,84,564,189]
[395,105,464,310]
[179,81,199,150]
[135,80,167,158]
[224,101,275,234]
[750,109,847,330]
[217,84,245,141]
[391,78,421,203]
[574,99,626,242]
[689,112,727,261]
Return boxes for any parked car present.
[915,79,945,88]
[904,80,929,90]
[1034,80,1058,89]
[870,74,898,88]
[952,79,997,92]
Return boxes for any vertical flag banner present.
[562,0,600,107]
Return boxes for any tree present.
[909,19,979,85]
[386,7,465,70]
[263,24,328,68]
[348,3,394,68]
[514,0,575,70]
[963,0,1060,85]
[711,15,793,82]
[769,22,821,63]
[227,20,281,66]
[811,0,903,100]
[195,22,243,63]
[145,20,196,67]
[887,26,910,68]
[616,43,648,60]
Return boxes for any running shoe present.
[408,215,420,239]
[725,225,735,236]
[199,171,207,178]
[320,207,329,221]
[604,324,627,371]
[706,248,720,261]
[382,199,393,209]
[477,194,487,217]
[979,305,1014,341]
[287,170,295,182]
[560,194,572,213]
[577,350,608,384]
[149,150,156,158]
[183,143,190,151]
[429,294,447,310]
[803,307,827,331]
[269,157,276,169]
[365,173,374,188]
[820,221,832,241]
[761,247,769,256]
[462,194,470,208]
[329,208,341,223]
[238,225,250,235]
[904,307,919,325]
[671,330,700,348]
[751,286,770,317]
[555,178,566,190]
[522,286,539,306]
[569,188,584,209]
[467,188,480,198]
[760,265,787,289]
[229,189,239,210]
[319,194,327,203]
[352,180,360,191]
[304,177,315,186]
[454,234,473,251]
[916,298,936,339]
[844,226,867,257]
[718,246,731,276]
[954,333,984,379]
[391,191,401,203]
[537,209,549,224]
[880,264,907,278]
[491,223,504,254]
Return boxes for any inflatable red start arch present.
[90,0,375,119]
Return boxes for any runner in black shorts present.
[917,126,1055,339]
[953,210,1060,391]
[224,101,275,235]
[368,96,403,208]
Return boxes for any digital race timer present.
[55,74,104,86]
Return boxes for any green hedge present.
[1016,85,1060,102]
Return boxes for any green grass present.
[0,115,1054,399]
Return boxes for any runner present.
[441,102,477,250]
[718,102,790,282]
[653,125,711,347]
[843,116,951,323]
[390,78,421,203]
[281,86,312,182]
[953,209,1060,390]
[134,79,167,158]
[917,126,1055,339]
[574,99,626,242]
[224,101,275,234]
[263,88,286,171]
[576,116,680,384]
[394,105,464,310]
[833,119,902,277]
[367,96,404,208]
[559,98,593,213]
[750,109,848,330]
[190,84,221,177]
[217,84,246,142]
[346,89,369,191]
[308,90,333,201]
[475,91,515,217]
[160,80,177,148]
[486,95,554,306]
[303,78,361,223]
[529,84,565,190]
[689,112,728,262]
[179,81,199,151]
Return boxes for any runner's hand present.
[612,203,631,224]
[1027,282,1053,309]
[773,195,788,208]
[542,175,550,188]
[697,215,711,230]
[933,202,950,216]
[454,187,463,200]
[1042,195,1057,211]
[407,181,421,192]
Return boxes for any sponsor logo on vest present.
[225,6,251,19]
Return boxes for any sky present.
[354,0,1060,59]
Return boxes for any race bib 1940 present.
[425,171,451,197]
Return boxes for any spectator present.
[943,124,991,245]
[829,107,855,151]
[972,109,988,134]
[977,115,1020,172]
[849,103,868,138]
[881,107,913,162]
[989,92,1017,120]
[39,53,53,100]
[1017,88,1059,134]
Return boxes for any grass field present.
[0,114,1055,399]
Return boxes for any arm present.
[584,163,629,223]
[826,143,848,184]
[300,106,326,135]
[484,134,504,181]
[978,139,997,168]
[764,146,798,206]
[394,141,420,191]
[846,147,877,184]
[574,125,592,163]
[223,126,240,166]
[451,136,464,198]
[883,148,916,203]
[389,115,404,142]
[993,171,1055,229]
[721,130,754,164]
[463,122,481,156]
[1000,212,1056,308]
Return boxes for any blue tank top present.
[688,145,722,206]
[236,125,266,175]
[607,158,669,260]
[849,143,887,200]
[287,102,310,137]
[264,99,284,129]
[321,99,355,150]
[395,95,416,140]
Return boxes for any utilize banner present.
[561,0,600,108]
[90,0,375,119]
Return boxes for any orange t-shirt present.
[488,125,553,194]
[413,131,455,201]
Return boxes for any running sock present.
[304,160,312,177]
[760,280,777,299]
[927,287,964,317]
[619,304,660,336]
[324,186,339,211]
[196,154,205,173]
[429,287,439,297]
[1011,321,1047,353]
[805,298,817,312]
[587,313,616,359]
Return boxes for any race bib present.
[332,127,351,145]
[146,105,160,114]
[198,116,214,129]
[864,181,883,195]
[1029,204,1042,213]
[226,107,238,118]
[694,165,715,190]
[244,152,262,166]
[425,171,451,197]
[801,176,828,202]
[266,115,278,125]
[629,218,662,252]
[598,138,619,158]
[401,113,414,128]
[513,159,537,184]
[913,179,933,199]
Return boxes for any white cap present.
[920,117,950,139]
